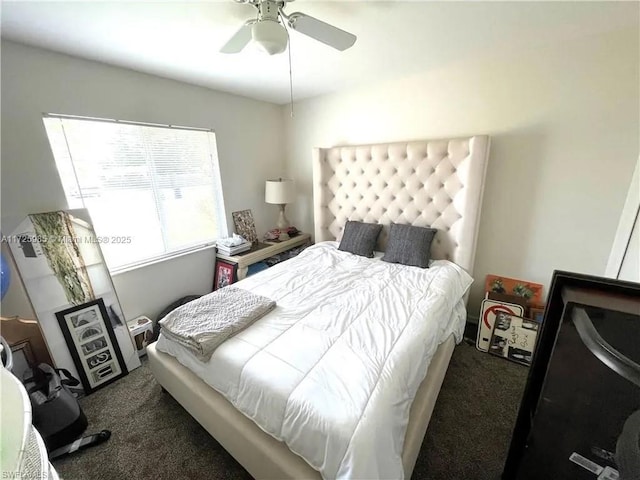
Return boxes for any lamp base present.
[276,204,289,230]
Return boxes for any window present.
[43,114,227,272]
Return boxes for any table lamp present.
[265,178,294,240]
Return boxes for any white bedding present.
[156,241,472,479]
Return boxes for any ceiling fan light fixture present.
[251,20,288,55]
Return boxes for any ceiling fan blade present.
[220,20,255,54]
[286,12,356,51]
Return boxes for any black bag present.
[23,364,88,452]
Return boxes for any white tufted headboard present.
[312,136,490,274]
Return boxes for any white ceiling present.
[1,1,637,105]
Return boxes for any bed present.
[148,135,490,479]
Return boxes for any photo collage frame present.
[488,312,540,366]
[56,298,128,393]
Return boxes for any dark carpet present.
[53,341,527,480]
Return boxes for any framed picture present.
[213,259,237,291]
[232,209,258,245]
[529,305,546,323]
[484,274,544,305]
[55,298,128,394]
[488,312,540,366]
[10,340,36,379]
[477,297,525,352]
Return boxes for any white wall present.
[606,158,640,282]
[2,25,638,327]
[282,28,639,314]
[1,40,286,320]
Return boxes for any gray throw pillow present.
[338,221,383,258]
[382,223,437,268]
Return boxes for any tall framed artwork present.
[56,298,128,394]
[7,209,140,393]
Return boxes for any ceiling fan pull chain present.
[288,30,294,118]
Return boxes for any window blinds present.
[43,115,227,272]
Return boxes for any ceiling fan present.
[221,0,357,55]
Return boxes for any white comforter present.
[156,241,472,479]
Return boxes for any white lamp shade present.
[265,179,294,204]
[251,20,288,55]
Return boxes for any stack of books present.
[216,240,251,255]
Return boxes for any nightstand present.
[216,233,311,280]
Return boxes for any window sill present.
[110,244,217,277]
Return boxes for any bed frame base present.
[148,336,456,479]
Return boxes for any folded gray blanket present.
[159,287,276,361]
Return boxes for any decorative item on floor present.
[488,313,540,366]
[477,274,544,353]
[528,305,546,323]
[1,314,55,382]
[232,210,258,245]
[213,259,237,291]
[502,271,640,479]
[265,178,295,240]
[9,340,36,380]
[55,298,128,394]
[7,209,140,388]
[477,297,525,352]
[484,274,544,305]
[126,316,154,357]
